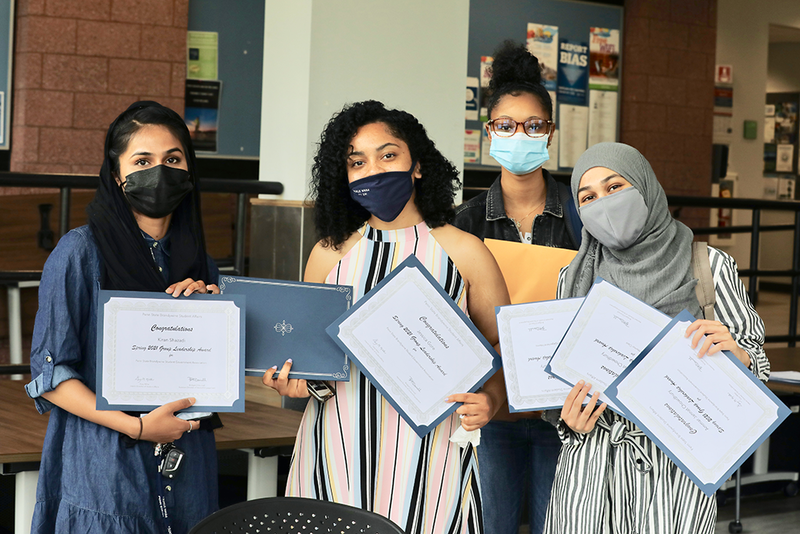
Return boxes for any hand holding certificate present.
[96,291,245,412]
[545,278,669,412]
[605,310,791,496]
[327,255,500,436]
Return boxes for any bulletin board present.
[0,0,13,150]
[188,0,264,158]
[466,0,623,173]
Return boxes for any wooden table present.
[0,380,302,534]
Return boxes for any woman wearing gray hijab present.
[542,143,769,534]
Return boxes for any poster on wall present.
[588,28,619,91]
[558,104,588,168]
[184,80,221,153]
[466,77,479,121]
[557,40,588,106]
[187,31,219,81]
[464,129,480,164]
[776,144,795,173]
[588,90,617,146]
[526,23,559,93]
[774,102,798,145]
[480,56,493,122]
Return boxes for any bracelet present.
[135,417,143,441]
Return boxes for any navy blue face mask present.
[348,160,416,222]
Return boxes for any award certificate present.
[496,298,583,411]
[219,276,353,380]
[545,278,669,412]
[327,255,500,436]
[605,310,791,496]
[96,291,245,412]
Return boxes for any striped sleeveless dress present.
[286,221,483,534]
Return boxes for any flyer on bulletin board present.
[527,23,559,93]
[588,28,620,91]
[186,31,219,81]
[464,129,480,164]
[184,80,221,153]
[466,77,479,121]
[557,40,588,106]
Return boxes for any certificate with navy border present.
[496,297,583,411]
[545,277,670,413]
[219,276,352,380]
[605,310,791,496]
[326,254,501,437]
[96,291,245,412]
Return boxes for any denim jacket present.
[453,170,581,250]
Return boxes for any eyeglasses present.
[486,118,554,138]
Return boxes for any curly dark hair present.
[310,100,461,249]
[487,40,553,120]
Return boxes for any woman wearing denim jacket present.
[452,41,580,534]
[25,102,220,533]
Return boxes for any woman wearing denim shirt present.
[25,102,220,533]
[452,42,580,534]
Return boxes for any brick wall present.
[9,0,188,183]
[621,0,717,228]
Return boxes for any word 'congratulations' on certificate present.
[327,255,500,437]
[96,291,246,412]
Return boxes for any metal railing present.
[669,195,800,346]
[0,172,283,275]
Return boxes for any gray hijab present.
[561,143,701,318]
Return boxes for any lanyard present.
[154,444,174,534]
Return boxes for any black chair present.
[189,496,406,533]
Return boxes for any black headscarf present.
[87,101,211,291]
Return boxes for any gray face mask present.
[579,187,649,250]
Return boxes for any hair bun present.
[488,40,543,93]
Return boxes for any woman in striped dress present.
[263,100,510,534]
[543,143,769,534]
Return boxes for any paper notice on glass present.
[589,28,620,91]
[326,255,500,437]
[484,239,576,304]
[776,144,794,172]
[588,90,618,146]
[466,76,479,121]
[186,31,218,80]
[96,291,245,412]
[606,310,791,496]
[545,278,669,412]
[497,298,583,411]
[544,129,559,171]
[480,56,493,122]
[464,129,481,163]
[481,125,500,167]
[527,23,559,92]
[764,117,776,143]
[558,104,589,168]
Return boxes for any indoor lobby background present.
[1,1,800,533]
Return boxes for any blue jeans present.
[478,419,561,534]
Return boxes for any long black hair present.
[310,100,461,249]
[487,40,553,120]
[86,101,210,291]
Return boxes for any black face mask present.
[121,165,193,219]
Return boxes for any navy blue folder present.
[219,276,353,380]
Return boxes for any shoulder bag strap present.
[691,241,716,321]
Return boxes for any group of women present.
[25,41,768,534]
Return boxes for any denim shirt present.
[453,170,580,250]
[24,226,219,534]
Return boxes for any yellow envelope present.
[484,239,578,304]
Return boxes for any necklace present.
[508,199,545,231]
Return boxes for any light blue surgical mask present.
[489,132,550,175]
[579,186,649,250]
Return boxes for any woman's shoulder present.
[430,224,496,275]
[46,226,99,266]
[304,231,362,283]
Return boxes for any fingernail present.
[578,380,585,386]
[270,365,277,370]
[286,358,293,364]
